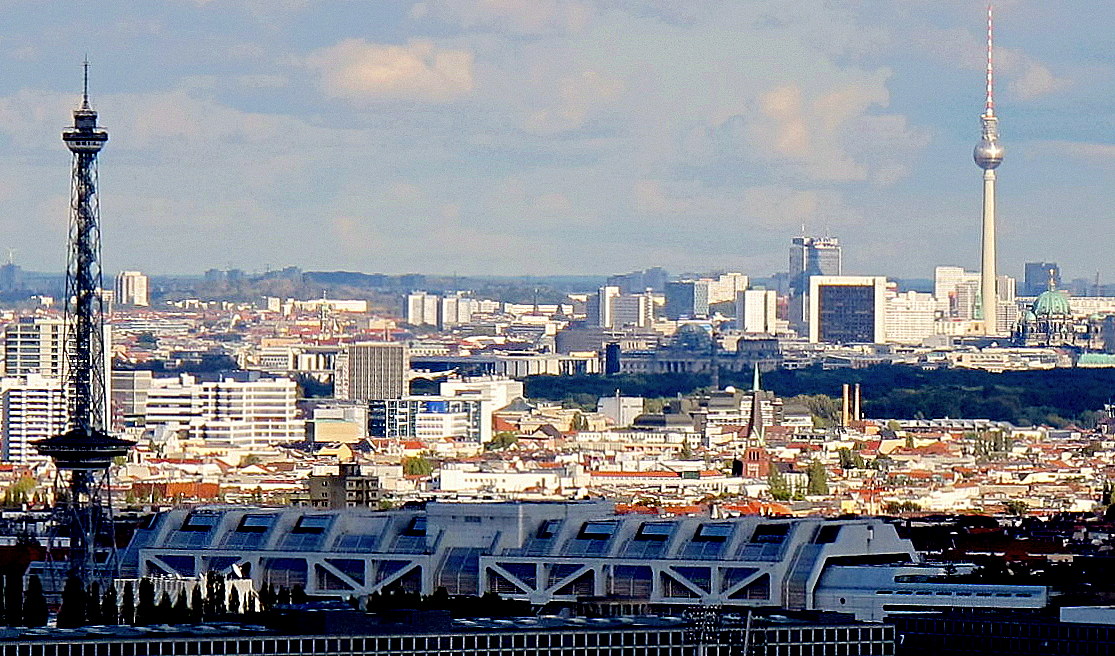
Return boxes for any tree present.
[486,432,519,451]
[173,590,189,619]
[157,592,173,623]
[23,576,46,627]
[57,574,87,628]
[101,585,119,626]
[227,588,240,616]
[120,581,135,626]
[402,455,434,477]
[1004,499,1029,516]
[679,437,693,459]
[290,584,308,605]
[86,583,102,625]
[767,466,791,501]
[135,578,156,625]
[190,585,204,623]
[807,460,829,496]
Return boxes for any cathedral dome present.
[1032,289,1071,317]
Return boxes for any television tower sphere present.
[974,133,1003,170]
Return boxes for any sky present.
[0,1,1112,282]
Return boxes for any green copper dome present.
[1032,289,1071,317]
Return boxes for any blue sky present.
[0,1,1112,282]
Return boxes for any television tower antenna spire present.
[974,2,1004,335]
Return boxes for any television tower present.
[35,62,133,586]
[974,3,1004,334]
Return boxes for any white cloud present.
[306,38,474,103]
[524,69,622,134]
[704,73,927,185]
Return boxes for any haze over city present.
[0,1,1112,279]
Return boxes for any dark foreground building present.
[0,613,893,656]
[893,612,1115,655]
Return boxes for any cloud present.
[702,73,928,185]
[306,38,474,103]
[413,0,591,35]
[524,69,622,134]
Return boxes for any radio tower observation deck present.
[34,62,134,586]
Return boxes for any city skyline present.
[0,2,1111,280]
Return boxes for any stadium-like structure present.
[115,501,1045,621]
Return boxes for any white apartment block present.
[1,374,66,464]
[885,291,938,344]
[439,377,524,410]
[707,273,749,305]
[405,292,439,326]
[3,317,66,378]
[737,289,777,334]
[115,270,150,307]
[144,374,302,449]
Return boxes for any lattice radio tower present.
[35,62,134,587]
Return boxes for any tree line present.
[524,364,1115,427]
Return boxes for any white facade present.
[737,289,777,334]
[885,291,938,344]
[144,374,302,448]
[1,374,66,464]
[440,293,481,328]
[405,292,439,326]
[707,273,749,305]
[439,377,524,410]
[115,270,150,307]
[2,317,112,428]
[596,395,644,428]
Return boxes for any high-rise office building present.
[1,374,67,464]
[664,280,710,319]
[736,290,778,334]
[115,270,149,307]
[588,287,654,329]
[1023,262,1061,296]
[789,236,842,295]
[808,276,887,344]
[335,342,408,401]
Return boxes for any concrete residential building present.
[144,374,302,448]
[808,276,887,344]
[115,270,150,307]
[335,342,408,401]
[405,292,439,326]
[2,316,112,426]
[885,291,938,344]
[1,374,66,464]
[737,289,778,334]
[3,317,66,378]
[707,272,749,304]
[111,369,153,428]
